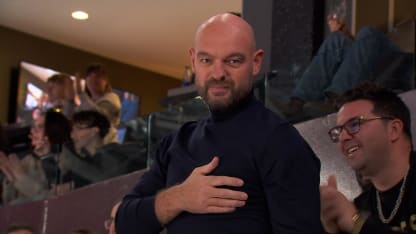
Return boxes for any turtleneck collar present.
[209,91,255,121]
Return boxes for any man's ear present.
[388,119,404,142]
[252,49,264,76]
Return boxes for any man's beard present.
[198,78,250,112]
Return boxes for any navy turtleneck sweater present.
[116,95,322,234]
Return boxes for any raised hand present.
[320,175,357,233]
[0,153,25,182]
[74,73,85,95]
[0,151,14,181]
[64,77,75,101]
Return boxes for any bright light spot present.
[72,11,89,20]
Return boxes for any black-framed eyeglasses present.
[328,116,394,143]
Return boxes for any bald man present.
[116,13,322,234]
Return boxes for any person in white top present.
[75,63,121,143]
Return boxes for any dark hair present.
[44,110,72,145]
[84,63,112,94]
[7,224,37,234]
[336,82,412,141]
[72,110,110,138]
[86,63,108,77]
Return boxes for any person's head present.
[46,73,73,103]
[84,63,112,99]
[30,110,72,155]
[105,201,121,234]
[328,82,412,176]
[7,224,36,234]
[327,0,349,33]
[189,13,263,112]
[71,110,110,143]
[327,14,347,32]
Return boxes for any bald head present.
[194,13,257,52]
[189,13,263,112]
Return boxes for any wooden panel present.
[0,169,145,234]
[355,0,389,33]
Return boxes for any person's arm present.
[59,145,127,183]
[115,136,248,234]
[320,177,408,234]
[115,136,172,234]
[262,125,322,234]
[3,154,50,200]
[61,76,77,118]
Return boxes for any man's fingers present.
[205,206,236,214]
[207,197,246,208]
[210,175,244,188]
[327,175,338,189]
[210,187,248,201]
[198,156,220,175]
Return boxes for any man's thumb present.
[200,156,219,175]
[327,175,338,189]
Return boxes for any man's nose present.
[211,61,226,80]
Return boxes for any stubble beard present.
[198,78,250,112]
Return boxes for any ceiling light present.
[72,11,89,20]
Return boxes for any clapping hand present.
[320,175,357,233]
[0,152,25,182]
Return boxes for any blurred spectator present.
[0,110,71,204]
[60,110,145,188]
[76,63,121,143]
[120,92,139,123]
[6,224,37,234]
[279,9,407,119]
[46,73,77,118]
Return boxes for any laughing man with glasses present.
[320,82,415,234]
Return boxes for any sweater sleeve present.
[259,124,323,234]
[115,135,173,234]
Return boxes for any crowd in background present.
[0,63,146,206]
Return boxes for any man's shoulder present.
[254,104,292,132]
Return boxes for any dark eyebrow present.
[337,116,361,127]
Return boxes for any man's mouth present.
[345,145,359,157]
[208,85,229,95]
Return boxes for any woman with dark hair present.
[0,110,72,204]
